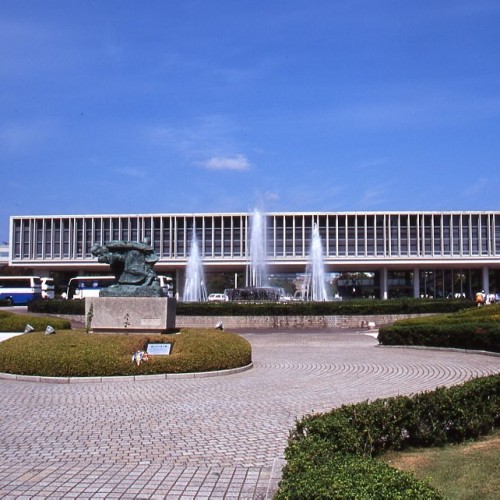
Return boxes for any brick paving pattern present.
[1,329,499,498]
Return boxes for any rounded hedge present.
[0,310,71,332]
[0,328,252,377]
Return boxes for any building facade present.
[9,211,500,299]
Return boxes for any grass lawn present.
[0,328,252,377]
[379,430,500,499]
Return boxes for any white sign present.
[146,343,172,355]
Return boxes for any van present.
[208,293,229,302]
[41,277,55,299]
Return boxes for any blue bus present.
[0,276,42,305]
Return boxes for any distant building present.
[0,244,9,269]
[8,211,500,299]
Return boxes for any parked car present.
[208,293,229,302]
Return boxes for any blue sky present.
[2,0,500,241]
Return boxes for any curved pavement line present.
[0,362,253,383]
[1,330,499,499]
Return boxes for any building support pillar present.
[482,266,490,295]
[175,268,185,300]
[380,267,388,300]
[413,268,420,298]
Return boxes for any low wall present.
[59,313,432,330]
[175,314,431,329]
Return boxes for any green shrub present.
[28,298,473,317]
[378,323,500,352]
[0,328,251,377]
[177,298,472,317]
[0,311,71,332]
[276,374,499,499]
[379,303,500,352]
[276,439,440,499]
[293,375,499,455]
[29,299,85,315]
[396,303,500,327]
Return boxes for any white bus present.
[66,276,115,300]
[66,275,173,299]
[0,276,42,305]
[158,275,174,297]
[41,277,55,299]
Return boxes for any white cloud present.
[202,154,251,171]
[358,186,389,208]
[464,176,489,197]
[263,191,279,201]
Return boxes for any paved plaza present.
[0,329,499,499]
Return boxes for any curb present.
[377,345,500,357]
[0,362,253,384]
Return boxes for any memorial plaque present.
[147,343,172,355]
[86,297,176,333]
[141,318,162,326]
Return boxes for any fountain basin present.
[225,287,283,302]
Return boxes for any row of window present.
[11,212,500,260]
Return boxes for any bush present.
[29,299,85,315]
[28,298,474,317]
[276,374,499,499]
[378,303,500,353]
[275,439,440,499]
[0,311,71,332]
[176,298,472,317]
[378,323,500,352]
[293,375,500,454]
[396,303,500,327]
[0,328,252,377]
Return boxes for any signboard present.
[146,343,172,355]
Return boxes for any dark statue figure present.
[91,238,165,297]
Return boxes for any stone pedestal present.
[85,297,176,333]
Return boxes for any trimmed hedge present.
[378,323,500,352]
[276,374,500,499]
[28,299,86,315]
[0,310,71,332]
[28,298,474,317]
[276,438,441,499]
[395,303,500,326]
[378,303,500,352]
[0,328,252,377]
[177,298,473,316]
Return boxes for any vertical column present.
[413,268,420,298]
[176,268,185,300]
[482,266,490,295]
[380,267,388,300]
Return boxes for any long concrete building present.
[8,211,500,299]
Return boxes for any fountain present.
[247,208,268,287]
[183,233,208,302]
[227,209,282,301]
[305,223,328,301]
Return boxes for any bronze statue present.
[91,238,164,297]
